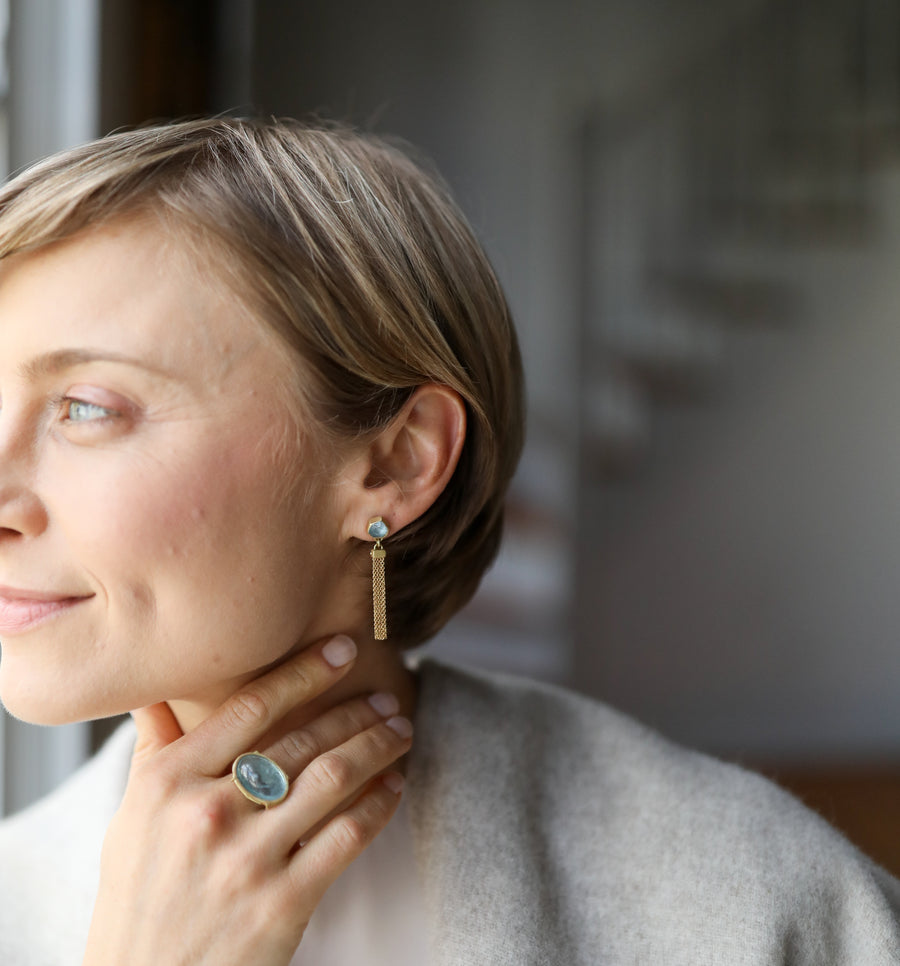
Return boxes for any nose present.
[0,421,49,539]
[0,482,49,539]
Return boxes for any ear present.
[339,385,466,542]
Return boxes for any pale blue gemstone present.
[368,519,389,540]
[233,753,289,805]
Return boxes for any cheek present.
[38,426,332,681]
[62,462,208,554]
[44,442,262,594]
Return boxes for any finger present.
[130,702,184,765]
[267,716,412,852]
[187,634,358,775]
[286,774,404,904]
[261,692,400,781]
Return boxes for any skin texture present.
[0,218,361,724]
[0,217,466,964]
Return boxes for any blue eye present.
[65,399,114,422]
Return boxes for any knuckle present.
[279,728,319,767]
[308,751,354,793]
[345,701,375,730]
[129,758,181,809]
[184,787,235,843]
[331,814,372,855]
[226,688,270,729]
[153,767,181,798]
[280,660,317,696]
[368,725,400,756]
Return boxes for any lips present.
[0,588,94,635]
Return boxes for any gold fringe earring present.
[367,517,389,640]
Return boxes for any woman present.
[0,118,897,965]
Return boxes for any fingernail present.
[383,772,404,795]
[385,715,413,739]
[368,692,399,717]
[322,635,357,668]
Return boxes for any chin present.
[0,663,103,726]
[0,690,88,727]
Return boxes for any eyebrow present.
[19,348,167,381]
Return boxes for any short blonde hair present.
[0,117,525,647]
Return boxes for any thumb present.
[130,702,184,765]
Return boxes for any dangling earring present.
[367,516,389,640]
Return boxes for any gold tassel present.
[367,517,389,640]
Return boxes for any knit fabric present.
[408,662,900,965]
[1,659,898,964]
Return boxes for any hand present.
[82,635,412,966]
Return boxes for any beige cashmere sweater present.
[1,659,899,964]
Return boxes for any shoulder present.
[409,659,900,965]
[411,656,771,812]
[0,722,134,966]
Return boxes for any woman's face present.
[0,218,354,725]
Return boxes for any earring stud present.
[367,517,389,640]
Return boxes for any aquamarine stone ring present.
[231,752,290,808]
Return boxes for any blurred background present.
[1,0,899,873]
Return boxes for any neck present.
[167,633,418,745]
